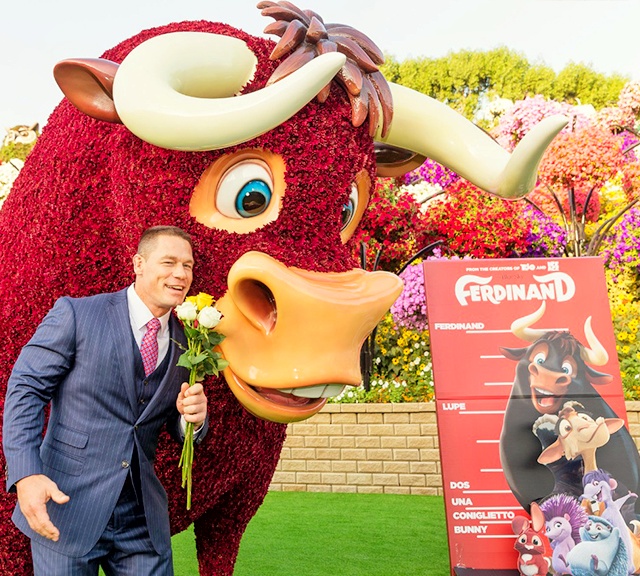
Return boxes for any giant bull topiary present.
[0,2,566,574]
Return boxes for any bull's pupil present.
[242,191,265,214]
[236,180,271,217]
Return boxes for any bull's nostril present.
[237,279,277,334]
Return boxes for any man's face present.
[133,234,194,317]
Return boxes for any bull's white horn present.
[112,32,346,151]
[377,83,568,199]
[511,301,548,342]
[580,316,609,366]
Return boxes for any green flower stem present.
[179,340,200,510]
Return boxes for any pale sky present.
[2,0,638,130]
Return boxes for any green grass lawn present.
[170,491,450,575]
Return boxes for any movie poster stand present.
[423,257,638,575]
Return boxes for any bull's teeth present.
[290,384,346,398]
[291,384,328,398]
[321,384,345,397]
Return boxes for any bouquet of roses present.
[174,292,228,509]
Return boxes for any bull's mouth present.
[530,386,563,414]
[224,367,346,423]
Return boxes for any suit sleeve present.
[3,297,76,491]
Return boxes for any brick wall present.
[270,401,640,494]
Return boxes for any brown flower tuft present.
[257,1,393,138]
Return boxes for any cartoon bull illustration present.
[500,302,640,520]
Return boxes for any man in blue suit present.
[3,225,208,575]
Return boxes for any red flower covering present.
[351,179,429,271]
[531,125,626,222]
[0,20,377,576]
[418,179,531,259]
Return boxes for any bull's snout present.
[215,251,403,423]
[527,363,572,414]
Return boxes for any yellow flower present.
[618,332,628,342]
[412,333,420,341]
[392,357,400,365]
[195,292,214,310]
[403,348,411,356]
[622,345,630,355]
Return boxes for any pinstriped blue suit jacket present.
[3,288,192,557]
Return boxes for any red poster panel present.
[422,257,637,575]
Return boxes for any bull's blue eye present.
[533,352,546,365]
[236,180,272,217]
[216,160,274,219]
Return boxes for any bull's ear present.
[584,364,613,385]
[53,58,122,123]
[499,346,527,361]
[374,143,426,178]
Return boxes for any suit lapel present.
[107,288,140,418]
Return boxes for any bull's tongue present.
[538,395,556,408]
[254,386,312,407]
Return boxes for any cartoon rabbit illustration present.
[513,501,553,576]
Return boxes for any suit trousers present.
[30,477,174,576]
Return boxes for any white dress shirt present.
[126,284,198,433]
[127,284,171,371]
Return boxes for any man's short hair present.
[137,226,192,258]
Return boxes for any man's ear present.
[132,253,144,274]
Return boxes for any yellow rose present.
[194,292,214,310]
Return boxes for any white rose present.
[197,306,222,329]
[175,300,198,321]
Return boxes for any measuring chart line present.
[466,506,522,511]
[464,490,512,494]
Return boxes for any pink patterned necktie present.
[140,317,161,376]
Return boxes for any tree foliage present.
[381,47,629,119]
